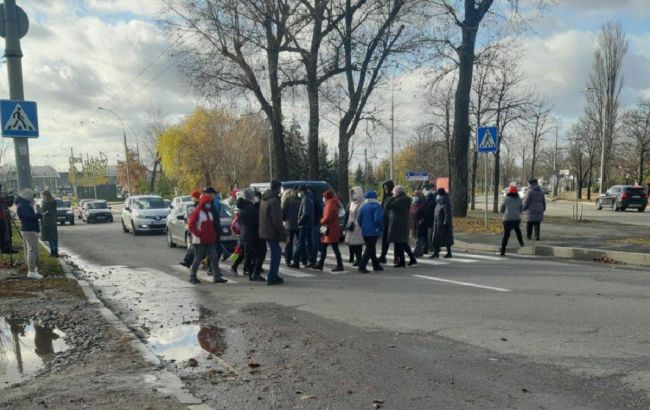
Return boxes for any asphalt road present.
[475,195,650,226]
[57,220,650,409]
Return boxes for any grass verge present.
[0,226,64,276]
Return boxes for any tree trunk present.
[587,168,592,200]
[267,45,288,181]
[639,149,645,184]
[450,28,477,217]
[307,83,319,180]
[338,134,350,204]
[470,150,477,210]
[150,159,159,191]
[530,146,536,180]
[492,150,500,213]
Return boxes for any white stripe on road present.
[413,275,511,292]
[460,253,504,261]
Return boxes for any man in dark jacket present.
[16,189,42,279]
[282,189,301,266]
[388,185,417,267]
[423,183,437,254]
[238,189,265,281]
[523,178,546,241]
[259,180,288,285]
[431,188,454,258]
[291,185,314,268]
[310,188,323,266]
[378,179,394,263]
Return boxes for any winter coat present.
[320,195,341,244]
[500,193,523,222]
[345,186,364,246]
[387,192,411,244]
[282,194,301,231]
[432,194,454,248]
[40,199,58,242]
[237,198,260,245]
[356,199,383,237]
[524,184,546,222]
[16,197,39,232]
[424,192,437,228]
[410,200,428,237]
[297,191,315,229]
[188,196,218,245]
[259,189,288,241]
[381,179,395,226]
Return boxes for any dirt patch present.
[0,278,185,409]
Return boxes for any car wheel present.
[167,230,177,248]
[596,200,602,210]
[638,207,646,213]
[59,221,64,226]
[121,219,129,233]
[611,201,617,211]
[132,222,140,236]
[70,219,75,225]
[621,207,627,212]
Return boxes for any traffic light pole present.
[4,0,32,190]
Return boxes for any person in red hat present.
[187,194,227,284]
[499,184,525,256]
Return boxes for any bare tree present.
[143,109,169,191]
[621,99,650,184]
[426,0,547,216]
[165,0,306,180]
[584,21,628,190]
[425,73,456,182]
[521,99,552,179]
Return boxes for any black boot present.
[332,265,344,272]
[407,257,417,266]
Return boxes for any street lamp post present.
[98,107,131,196]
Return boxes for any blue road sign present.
[0,100,38,138]
[477,126,498,153]
[406,170,429,182]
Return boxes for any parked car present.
[596,185,647,212]
[166,201,237,250]
[81,200,113,223]
[55,198,75,225]
[249,180,347,241]
[170,195,192,209]
[121,195,171,235]
[77,199,91,219]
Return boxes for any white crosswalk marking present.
[460,253,504,261]
[413,275,511,292]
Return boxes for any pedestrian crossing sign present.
[0,99,39,138]
[477,126,498,153]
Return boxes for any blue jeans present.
[267,240,281,282]
[294,227,313,265]
[48,241,58,255]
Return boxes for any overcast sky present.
[2,0,649,171]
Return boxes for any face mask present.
[298,192,303,198]
[413,197,421,204]
[205,203,211,209]
[423,190,429,196]
[351,193,357,201]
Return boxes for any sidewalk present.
[0,235,189,409]
[455,213,650,266]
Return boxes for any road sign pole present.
[3,0,31,190]
[484,152,488,230]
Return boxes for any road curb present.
[455,239,650,267]
[59,259,214,409]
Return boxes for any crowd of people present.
[179,179,457,285]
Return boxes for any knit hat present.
[19,188,34,202]
[203,186,217,194]
[243,189,255,201]
[191,190,201,199]
[528,178,538,185]
[508,185,518,194]
[392,185,404,196]
[323,189,335,199]
[365,191,377,199]
[270,180,282,191]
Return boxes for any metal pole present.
[98,107,131,196]
[484,153,488,230]
[390,89,394,181]
[4,0,32,190]
[267,125,272,180]
[599,99,606,194]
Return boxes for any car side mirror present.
[124,207,131,212]
[177,215,185,220]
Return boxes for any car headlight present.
[66,210,73,214]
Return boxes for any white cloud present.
[86,0,163,17]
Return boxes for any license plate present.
[633,196,640,199]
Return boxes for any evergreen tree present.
[354,163,364,185]
[284,120,308,180]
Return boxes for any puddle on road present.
[146,324,227,363]
[0,317,68,388]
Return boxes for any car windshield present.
[88,202,108,209]
[132,197,166,210]
[220,203,232,217]
[179,196,192,202]
[55,199,66,208]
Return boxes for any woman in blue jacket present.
[355,191,384,273]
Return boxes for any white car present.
[170,195,192,209]
[121,195,171,236]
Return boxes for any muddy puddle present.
[146,324,227,364]
[0,317,69,388]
